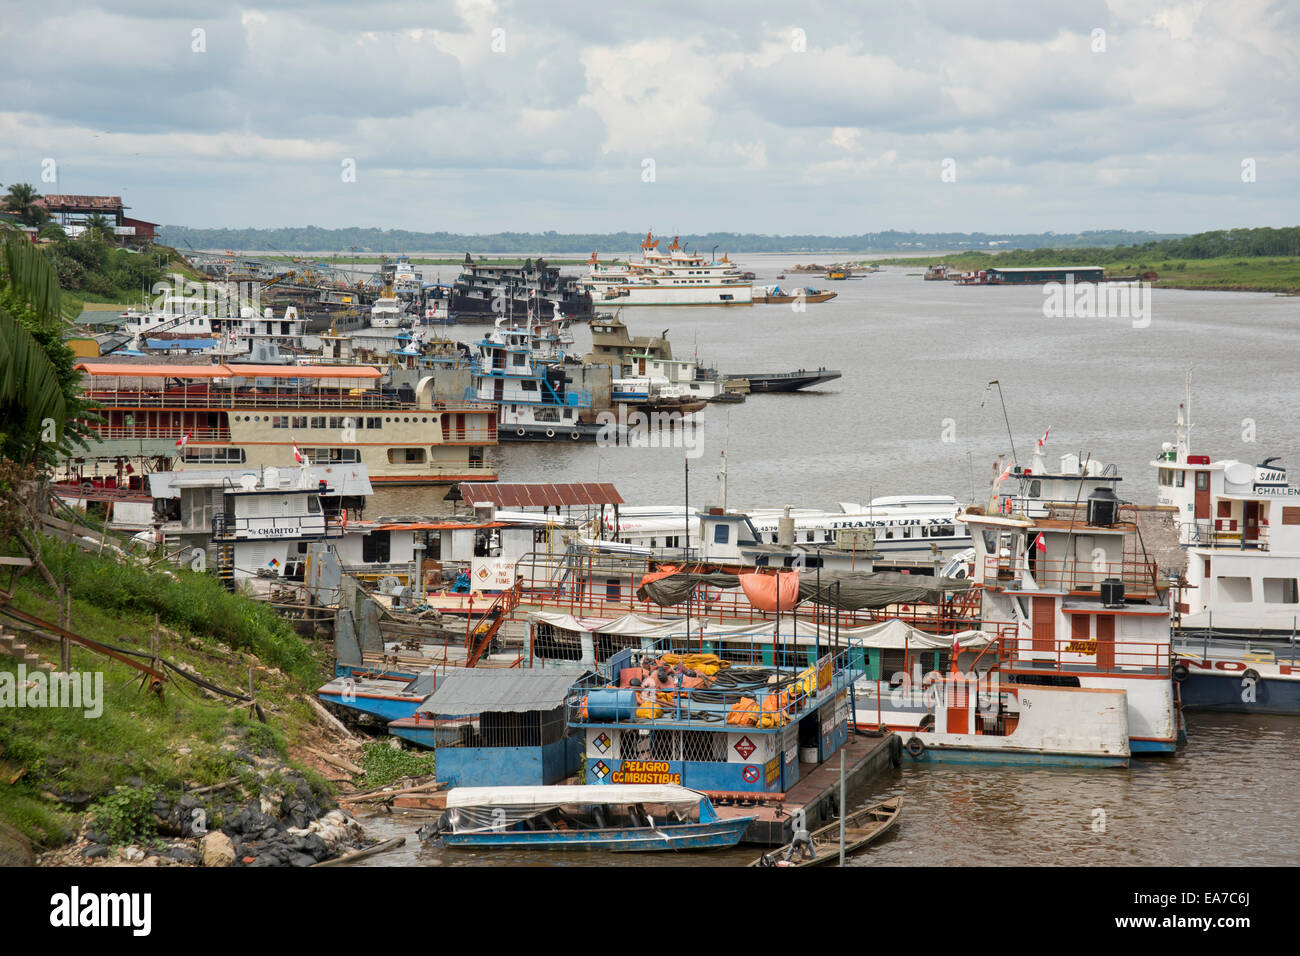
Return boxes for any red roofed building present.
[34,194,158,245]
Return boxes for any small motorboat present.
[438,784,755,852]
[750,797,901,867]
[753,285,838,304]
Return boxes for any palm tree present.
[3,183,49,227]
[0,228,68,451]
[83,212,112,240]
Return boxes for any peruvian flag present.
[1035,426,1051,453]
[175,429,194,449]
[292,440,305,464]
[995,463,1014,486]
[1033,531,1047,553]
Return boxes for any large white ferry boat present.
[580,233,753,306]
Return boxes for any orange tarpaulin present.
[638,565,682,589]
[738,571,800,612]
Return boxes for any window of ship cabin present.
[272,416,288,428]
[1263,578,1299,604]
[329,417,345,429]
[292,416,307,429]
[307,497,321,513]
[388,448,426,464]
[714,525,730,544]
[1028,480,1041,497]
[1176,471,1185,487]
[1196,472,1209,491]
[1217,576,1253,603]
[367,417,382,429]
[310,416,325,429]
[522,380,539,391]
[361,531,391,563]
[469,447,484,468]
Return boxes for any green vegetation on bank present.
[870,227,1300,293]
[0,537,332,851]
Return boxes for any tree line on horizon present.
[154,225,1183,255]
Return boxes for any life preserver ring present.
[571,430,581,440]
[906,736,926,758]
[545,428,556,439]
[1171,662,1190,683]
[1243,668,1261,684]
[516,427,527,437]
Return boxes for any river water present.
[353,711,1297,867]
[354,257,1299,866]
[372,254,1300,515]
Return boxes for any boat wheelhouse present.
[1153,397,1300,638]
[953,494,1182,756]
[73,359,498,485]
[370,297,407,329]
[147,463,359,584]
[579,235,753,307]
[469,321,603,440]
[450,255,593,320]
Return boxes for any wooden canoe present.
[749,797,901,867]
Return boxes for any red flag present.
[1034,532,1046,552]
[292,440,305,464]
[995,463,1014,485]
[175,429,193,449]
[1035,426,1051,454]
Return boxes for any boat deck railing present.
[983,555,1160,597]
[1177,519,1271,551]
[512,549,981,633]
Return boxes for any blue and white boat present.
[316,667,438,723]
[438,784,754,852]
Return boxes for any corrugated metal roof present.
[417,669,578,715]
[458,482,624,508]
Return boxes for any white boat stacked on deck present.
[580,234,753,306]
[600,496,969,562]
[955,493,1182,757]
[1151,389,1300,713]
[370,297,407,329]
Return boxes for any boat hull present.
[726,371,842,393]
[442,818,752,851]
[1177,672,1300,715]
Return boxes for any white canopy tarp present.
[530,611,993,649]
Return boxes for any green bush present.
[90,786,158,845]
[358,741,437,789]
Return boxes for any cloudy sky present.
[1,0,1296,234]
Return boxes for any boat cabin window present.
[1263,578,1299,604]
[307,497,321,514]
[361,531,391,563]
[713,525,730,544]
[1196,472,1209,491]
[1158,469,1172,487]
[1176,471,1185,487]
[1028,480,1041,498]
